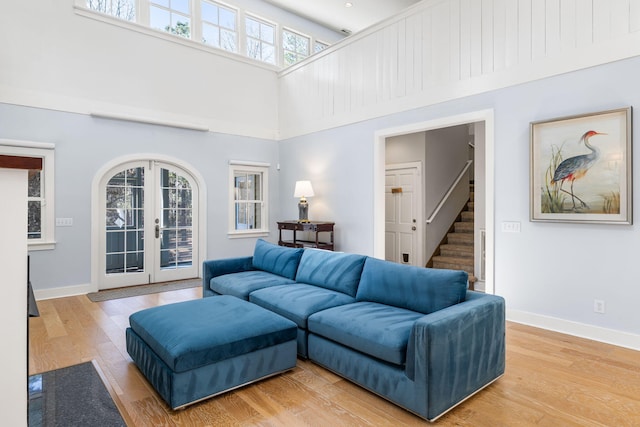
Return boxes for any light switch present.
[501,221,520,233]
[56,218,73,227]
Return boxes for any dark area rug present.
[86,278,200,302]
[29,361,126,427]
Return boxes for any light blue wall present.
[278,55,640,337]
[0,103,280,291]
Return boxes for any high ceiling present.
[265,0,421,35]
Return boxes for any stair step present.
[469,191,474,201]
[454,221,474,233]
[467,201,475,210]
[433,255,474,267]
[447,232,473,245]
[433,256,474,273]
[440,244,474,257]
[461,211,474,222]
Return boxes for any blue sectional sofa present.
[202,239,505,421]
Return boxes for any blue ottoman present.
[126,295,297,409]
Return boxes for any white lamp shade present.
[294,180,315,198]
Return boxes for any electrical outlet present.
[593,299,605,314]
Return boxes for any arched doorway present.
[93,157,203,290]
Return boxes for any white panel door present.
[99,161,198,289]
[385,163,422,266]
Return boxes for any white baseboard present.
[33,283,94,301]
[507,309,640,351]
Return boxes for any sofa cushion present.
[252,239,304,280]
[308,302,423,366]
[249,284,355,329]
[210,271,295,300]
[294,249,367,297]
[128,296,297,373]
[356,257,467,314]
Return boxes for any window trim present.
[228,160,269,238]
[0,139,55,251]
[75,2,333,69]
[282,27,310,67]
[244,13,278,65]
[200,0,239,52]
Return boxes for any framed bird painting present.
[530,107,632,224]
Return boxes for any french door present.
[99,160,198,289]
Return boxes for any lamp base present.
[298,199,309,222]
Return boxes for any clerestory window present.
[201,1,237,52]
[150,0,192,39]
[283,29,310,66]
[245,16,276,65]
[86,0,136,21]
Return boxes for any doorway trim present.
[90,153,207,293]
[373,109,495,294]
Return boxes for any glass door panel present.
[154,165,197,282]
[105,167,145,276]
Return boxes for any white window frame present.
[200,0,238,52]
[149,0,192,39]
[85,0,137,21]
[282,27,310,66]
[244,14,277,65]
[228,161,269,238]
[75,1,332,68]
[0,140,55,251]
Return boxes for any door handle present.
[411,226,416,231]
[155,224,160,238]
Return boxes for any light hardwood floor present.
[29,287,640,426]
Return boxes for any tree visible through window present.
[283,29,309,66]
[27,170,43,240]
[246,16,275,64]
[2,140,55,249]
[201,1,237,52]
[87,0,135,21]
[315,40,329,53]
[229,163,269,235]
[150,0,192,39]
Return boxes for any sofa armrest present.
[407,291,505,419]
[202,257,254,297]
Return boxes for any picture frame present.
[530,107,632,224]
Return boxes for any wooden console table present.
[277,221,335,251]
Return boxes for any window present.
[201,1,237,52]
[0,140,55,250]
[245,16,276,64]
[315,40,329,53]
[228,162,269,236]
[282,29,310,66]
[79,2,333,67]
[150,0,192,38]
[86,0,135,21]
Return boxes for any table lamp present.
[294,180,314,222]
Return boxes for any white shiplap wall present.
[278,0,640,139]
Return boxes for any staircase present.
[428,183,476,290]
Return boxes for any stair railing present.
[425,160,473,224]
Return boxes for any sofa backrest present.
[295,249,367,297]
[252,239,304,280]
[356,257,468,314]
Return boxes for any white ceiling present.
[265,0,421,35]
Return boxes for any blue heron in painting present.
[551,130,606,210]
